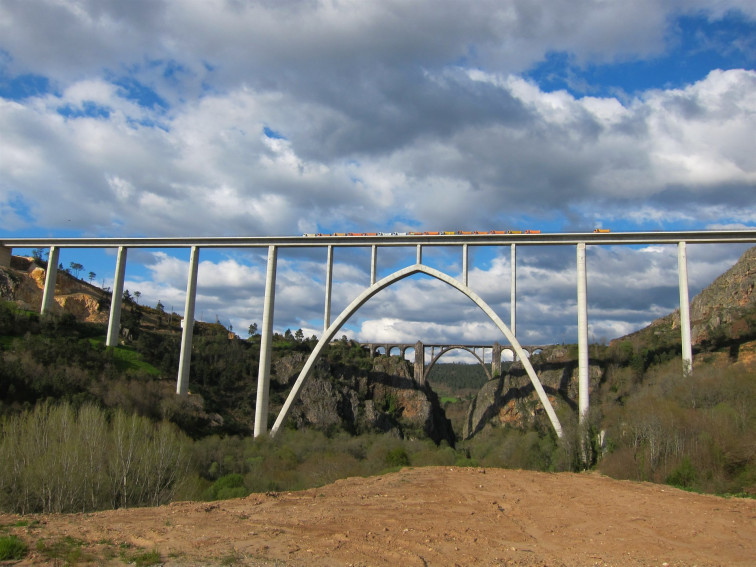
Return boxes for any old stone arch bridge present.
[362,342,548,383]
[3,230,755,440]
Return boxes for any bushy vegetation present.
[598,361,756,495]
[186,428,466,497]
[0,402,190,513]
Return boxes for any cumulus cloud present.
[1,1,755,346]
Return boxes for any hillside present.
[615,245,756,351]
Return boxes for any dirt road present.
[2,467,754,566]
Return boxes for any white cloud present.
[2,1,755,346]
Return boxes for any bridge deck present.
[3,230,756,249]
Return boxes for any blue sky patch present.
[527,11,756,97]
[263,126,286,139]
[0,72,53,100]
[57,101,112,119]
[113,76,168,110]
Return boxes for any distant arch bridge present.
[363,341,549,383]
[3,230,755,439]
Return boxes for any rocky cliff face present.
[0,256,108,323]
[689,246,755,344]
[462,346,603,439]
[272,351,455,445]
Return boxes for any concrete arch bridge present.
[4,230,755,440]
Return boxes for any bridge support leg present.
[577,242,589,423]
[0,245,10,267]
[492,342,502,377]
[414,341,425,385]
[41,246,60,315]
[510,244,516,336]
[371,244,377,285]
[176,246,199,395]
[462,244,468,286]
[255,245,278,437]
[106,246,128,347]
[678,242,693,375]
[324,245,333,333]
[511,244,517,361]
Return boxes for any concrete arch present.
[270,264,563,438]
[425,346,492,382]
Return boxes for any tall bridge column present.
[371,245,377,285]
[324,245,333,333]
[41,246,60,315]
[176,246,199,396]
[255,245,278,437]
[492,342,502,377]
[510,244,516,336]
[577,242,589,423]
[462,244,468,285]
[106,246,128,347]
[414,341,425,385]
[678,242,693,375]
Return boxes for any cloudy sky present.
[1,1,755,360]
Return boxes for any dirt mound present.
[2,467,754,566]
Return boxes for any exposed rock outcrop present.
[274,352,455,445]
[0,256,108,323]
[462,346,603,439]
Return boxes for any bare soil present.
[2,467,754,566]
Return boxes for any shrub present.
[206,474,249,500]
[385,447,410,468]
[666,457,697,489]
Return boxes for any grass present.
[36,535,91,564]
[123,547,162,566]
[0,535,28,560]
[88,338,161,375]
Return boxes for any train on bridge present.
[302,229,610,236]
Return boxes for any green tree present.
[248,322,258,337]
[88,271,96,284]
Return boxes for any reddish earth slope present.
[2,467,754,566]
